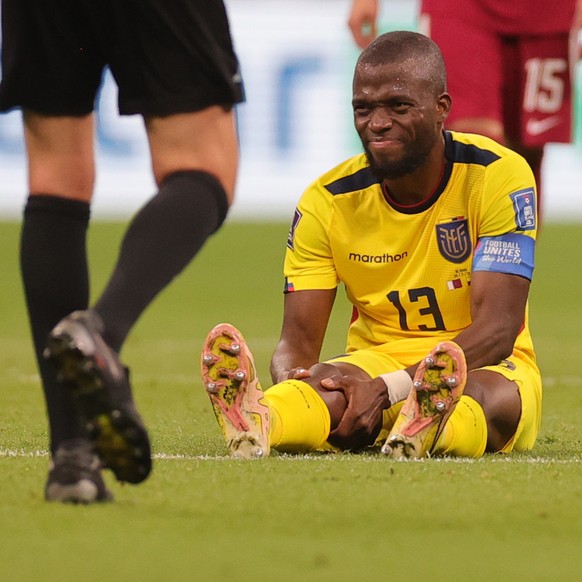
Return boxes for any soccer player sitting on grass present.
[201,31,542,460]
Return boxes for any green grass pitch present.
[1,219,582,581]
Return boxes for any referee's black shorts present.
[0,0,245,116]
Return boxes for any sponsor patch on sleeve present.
[510,188,536,231]
[473,233,535,280]
[286,208,302,250]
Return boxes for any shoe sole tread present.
[45,330,151,484]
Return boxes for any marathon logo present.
[348,251,408,264]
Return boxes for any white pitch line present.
[1,449,581,464]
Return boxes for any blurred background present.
[1,0,581,222]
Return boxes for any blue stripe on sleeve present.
[472,233,535,280]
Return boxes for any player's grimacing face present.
[352,61,446,180]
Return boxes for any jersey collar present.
[382,135,453,215]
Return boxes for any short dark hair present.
[357,31,447,95]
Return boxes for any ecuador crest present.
[436,217,472,264]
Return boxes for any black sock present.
[20,195,91,453]
[94,170,229,352]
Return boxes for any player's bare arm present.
[452,270,530,370]
[269,288,336,384]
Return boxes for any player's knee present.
[147,109,239,198]
[301,363,349,427]
[465,371,521,452]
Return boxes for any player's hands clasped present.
[321,374,389,451]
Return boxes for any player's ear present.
[436,92,452,121]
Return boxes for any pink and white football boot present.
[201,323,270,459]
[382,341,467,459]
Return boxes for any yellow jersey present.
[284,131,537,360]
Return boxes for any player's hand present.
[348,0,379,49]
[321,374,389,450]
